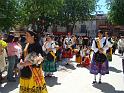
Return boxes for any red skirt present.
[82,57,90,67]
[62,49,73,58]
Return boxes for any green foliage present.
[57,0,96,26]
[0,0,97,32]
[108,0,124,25]
[0,0,18,31]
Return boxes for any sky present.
[96,0,109,14]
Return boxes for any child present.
[81,46,91,67]
[82,53,91,67]
[75,49,82,66]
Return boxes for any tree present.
[0,0,19,32]
[0,0,97,33]
[108,0,124,25]
[17,0,64,32]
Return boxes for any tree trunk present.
[66,23,76,34]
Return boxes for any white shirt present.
[42,41,56,54]
[63,37,73,48]
[118,39,124,48]
[92,37,109,53]
[104,37,113,47]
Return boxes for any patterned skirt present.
[90,54,109,75]
[19,67,48,93]
[42,60,57,72]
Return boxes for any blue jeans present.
[7,56,16,80]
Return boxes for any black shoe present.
[66,63,69,65]
[98,81,102,84]
[92,81,97,84]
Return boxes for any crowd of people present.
[0,29,120,93]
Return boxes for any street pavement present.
[0,51,124,93]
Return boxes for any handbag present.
[20,66,32,79]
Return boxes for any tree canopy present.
[108,0,124,25]
[0,0,97,32]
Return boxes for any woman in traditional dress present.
[42,35,57,77]
[104,32,113,61]
[0,40,7,82]
[19,30,48,93]
[90,31,109,84]
[62,33,73,65]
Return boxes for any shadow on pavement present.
[57,61,76,70]
[64,63,76,70]
[109,67,122,73]
[93,83,124,93]
[0,79,19,93]
[45,76,61,87]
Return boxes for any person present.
[82,47,91,67]
[7,35,17,82]
[90,31,109,84]
[75,48,82,66]
[71,35,77,49]
[118,36,124,56]
[112,36,118,54]
[42,35,57,77]
[78,36,83,49]
[104,32,113,61]
[82,53,91,67]
[0,40,7,83]
[19,30,48,93]
[13,36,22,77]
[62,32,73,65]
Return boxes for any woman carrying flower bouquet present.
[19,30,48,93]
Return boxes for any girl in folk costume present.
[75,46,82,66]
[19,30,48,93]
[104,32,113,61]
[81,46,91,67]
[90,31,109,84]
[62,32,73,65]
[42,35,57,77]
[0,40,7,82]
